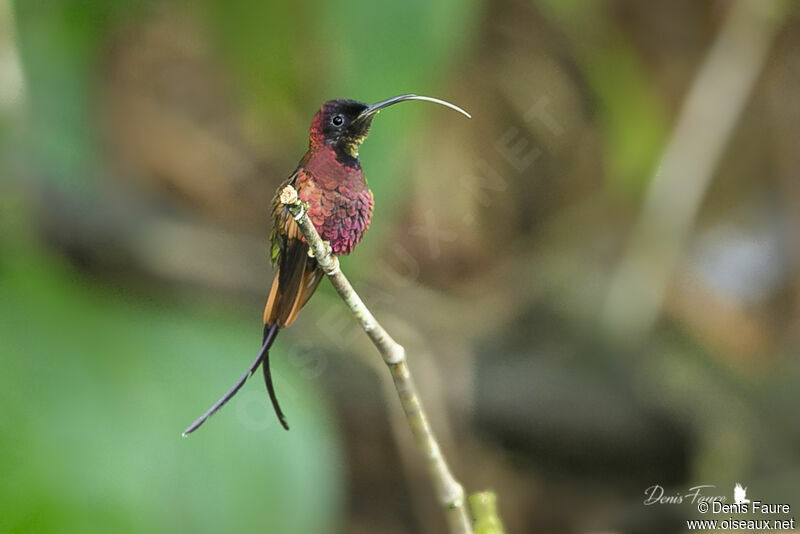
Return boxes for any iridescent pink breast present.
[318,188,373,255]
[297,171,374,256]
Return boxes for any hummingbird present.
[183,94,470,435]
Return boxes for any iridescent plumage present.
[264,101,375,329]
[184,95,469,435]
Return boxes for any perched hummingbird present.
[183,94,470,435]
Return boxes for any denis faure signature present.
[644,485,727,506]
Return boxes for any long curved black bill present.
[356,94,471,121]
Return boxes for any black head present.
[309,99,371,158]
[309,94,471,159]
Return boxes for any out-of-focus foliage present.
[0,219,343,534]
[537,0,667,193]
[3,0,800,533]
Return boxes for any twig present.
[469,491,506,534]
[280,185,473,534]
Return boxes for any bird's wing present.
[264,169,324,327]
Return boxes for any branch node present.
[385,345,406,365]
[448,497,464,509]
[324,255,340,275]
[279,185,309,221]
[279,184,298,205]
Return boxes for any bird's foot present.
[307,240,333,258]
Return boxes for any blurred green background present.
[2,1,799,532]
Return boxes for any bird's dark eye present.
[331,115,344,127]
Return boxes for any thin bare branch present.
[280,185,473,534]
